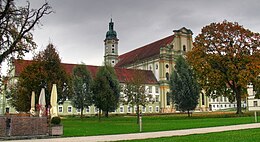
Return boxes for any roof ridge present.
[119,34,174,57]
[116,34,174,67]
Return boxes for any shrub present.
[51,116,61,125]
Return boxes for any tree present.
[9,62,46,111]
[187,21,260,114]
[123,69,152,124]
[0,0,52,65]
[11,43,70,112]
[71,64,93,118]
[170,56,200,117]
[92,65,120,119]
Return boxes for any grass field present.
[62,112,258,137]
[119,128,260,142]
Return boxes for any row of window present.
[58,106,160,113]
[211,103,246,109]
[148,64,170,71]
[210,97,230,103]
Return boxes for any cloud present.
[16,0,260,66]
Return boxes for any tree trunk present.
[236,87,242,115]
[98,109,101,121]
[80,107,83,119]
[187,110,190,117]
[105,110,109,118]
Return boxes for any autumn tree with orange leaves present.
[187,21,260,114]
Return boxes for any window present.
[155,95,159,102]
[76,108,81,113]
[149,106,153,112]
[155,86,159,93]
[68,106,72,113]
[142,106,146,113]
[112,60,115,64]
[202,94,205,105]
[5,107,10,113]
[58,106,63,113]
[165,64,169,68]
[254,101,258,107]
[155,106,159,112]
[156,64,158,69]
[86,107,90,113]
[127,106,131,113]
[112,48,115,53]
[149,65,152,70]
[213,105,215,108]
[112,44,114,47]
[166,92,171,105]
[120,106,124,113]
[95,107,99,113]
[166,72,169,80]
[149,86,152,93]
[224,97,227,102]
[183,45,186,52]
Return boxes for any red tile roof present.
[13,60,158,84]
[115,35,174,67]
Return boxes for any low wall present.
[0,117,6,137]
[0,116,48,137]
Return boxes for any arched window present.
[112,48,115,53]
[166,92,171,105]
[183,45,186,52]
[165,64,169,68]
[166,72,169,80]
[202,93,205,105]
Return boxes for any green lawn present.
[62,113,257,137]
[119,128,260,142]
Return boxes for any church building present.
[104,19,208,112]
[3,19,243,115]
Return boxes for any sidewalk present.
[4,123,260,142]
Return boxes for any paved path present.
[4,123,260,142]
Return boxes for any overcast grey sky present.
[21,0,260,66]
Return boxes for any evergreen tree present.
[170,56,200,117]
[71,64,93,118]
[92,65,120,119]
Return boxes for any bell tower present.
[104,18,119,66]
